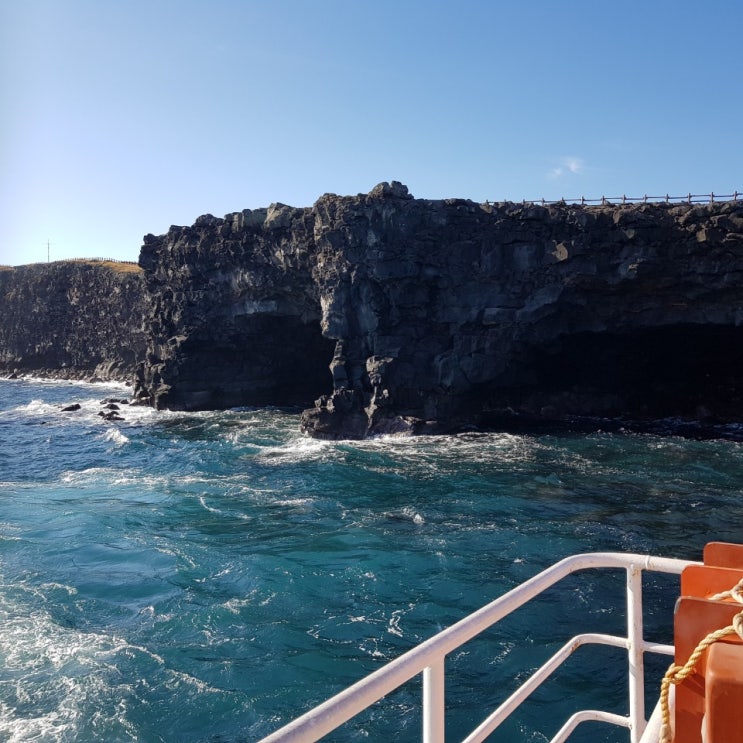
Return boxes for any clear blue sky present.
[2,0,741,266]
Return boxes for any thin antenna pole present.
[47,239,50,263]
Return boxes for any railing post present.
[626,564,645,743]
[423,661,446,743]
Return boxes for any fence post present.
[626,564,646,743]
[423,661,446,743]
[710,192,715,203]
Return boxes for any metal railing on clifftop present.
[512,191,740,207]
[65,257,139,265]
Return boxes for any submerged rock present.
[99,410,125,421]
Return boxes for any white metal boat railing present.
[259,552,699,743]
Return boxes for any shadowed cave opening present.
[154,316,336,411]
[503,324,743,422]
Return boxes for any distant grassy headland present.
[0,259,146,382]
[4,258,142,274]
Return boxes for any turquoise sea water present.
[2,379,743,743]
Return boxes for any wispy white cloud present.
[549,156,585,179]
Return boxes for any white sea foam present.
[1,382,161,433]
[7,398,60,418]
[358,637,388,659]
[165,668,221,695]
[37,582,78,596]
[196,494,252,520]
[59,468,168,491]
[0,520,22,541]
[198,495,223,515]
[223,594,257,614]
[178,474,225,485]
[271,497,314,508]
[101,428,130,446]
[16,376,129,390]
[110,402,159,424]
[59,466,114,484]
[0,589,181,743]
[382,506,425,525]
[387,609,405,637]
[255,436,330,464]
[0,588,129,742]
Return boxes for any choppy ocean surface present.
[2,379,743,743]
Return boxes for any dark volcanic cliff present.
[133,182,743,438]
[135,207,335,410]
[0,261,146,382]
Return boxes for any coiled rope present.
[659,578,743,743]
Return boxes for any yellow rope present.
[708,577,743,604]
[658,578,743,743]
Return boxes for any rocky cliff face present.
[0,261,146,382]
[134,182,743,438]
[134,207,335,410]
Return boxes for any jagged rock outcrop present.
[0,261,146,382]
[134,182,743,438]
[133,208,335,410]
